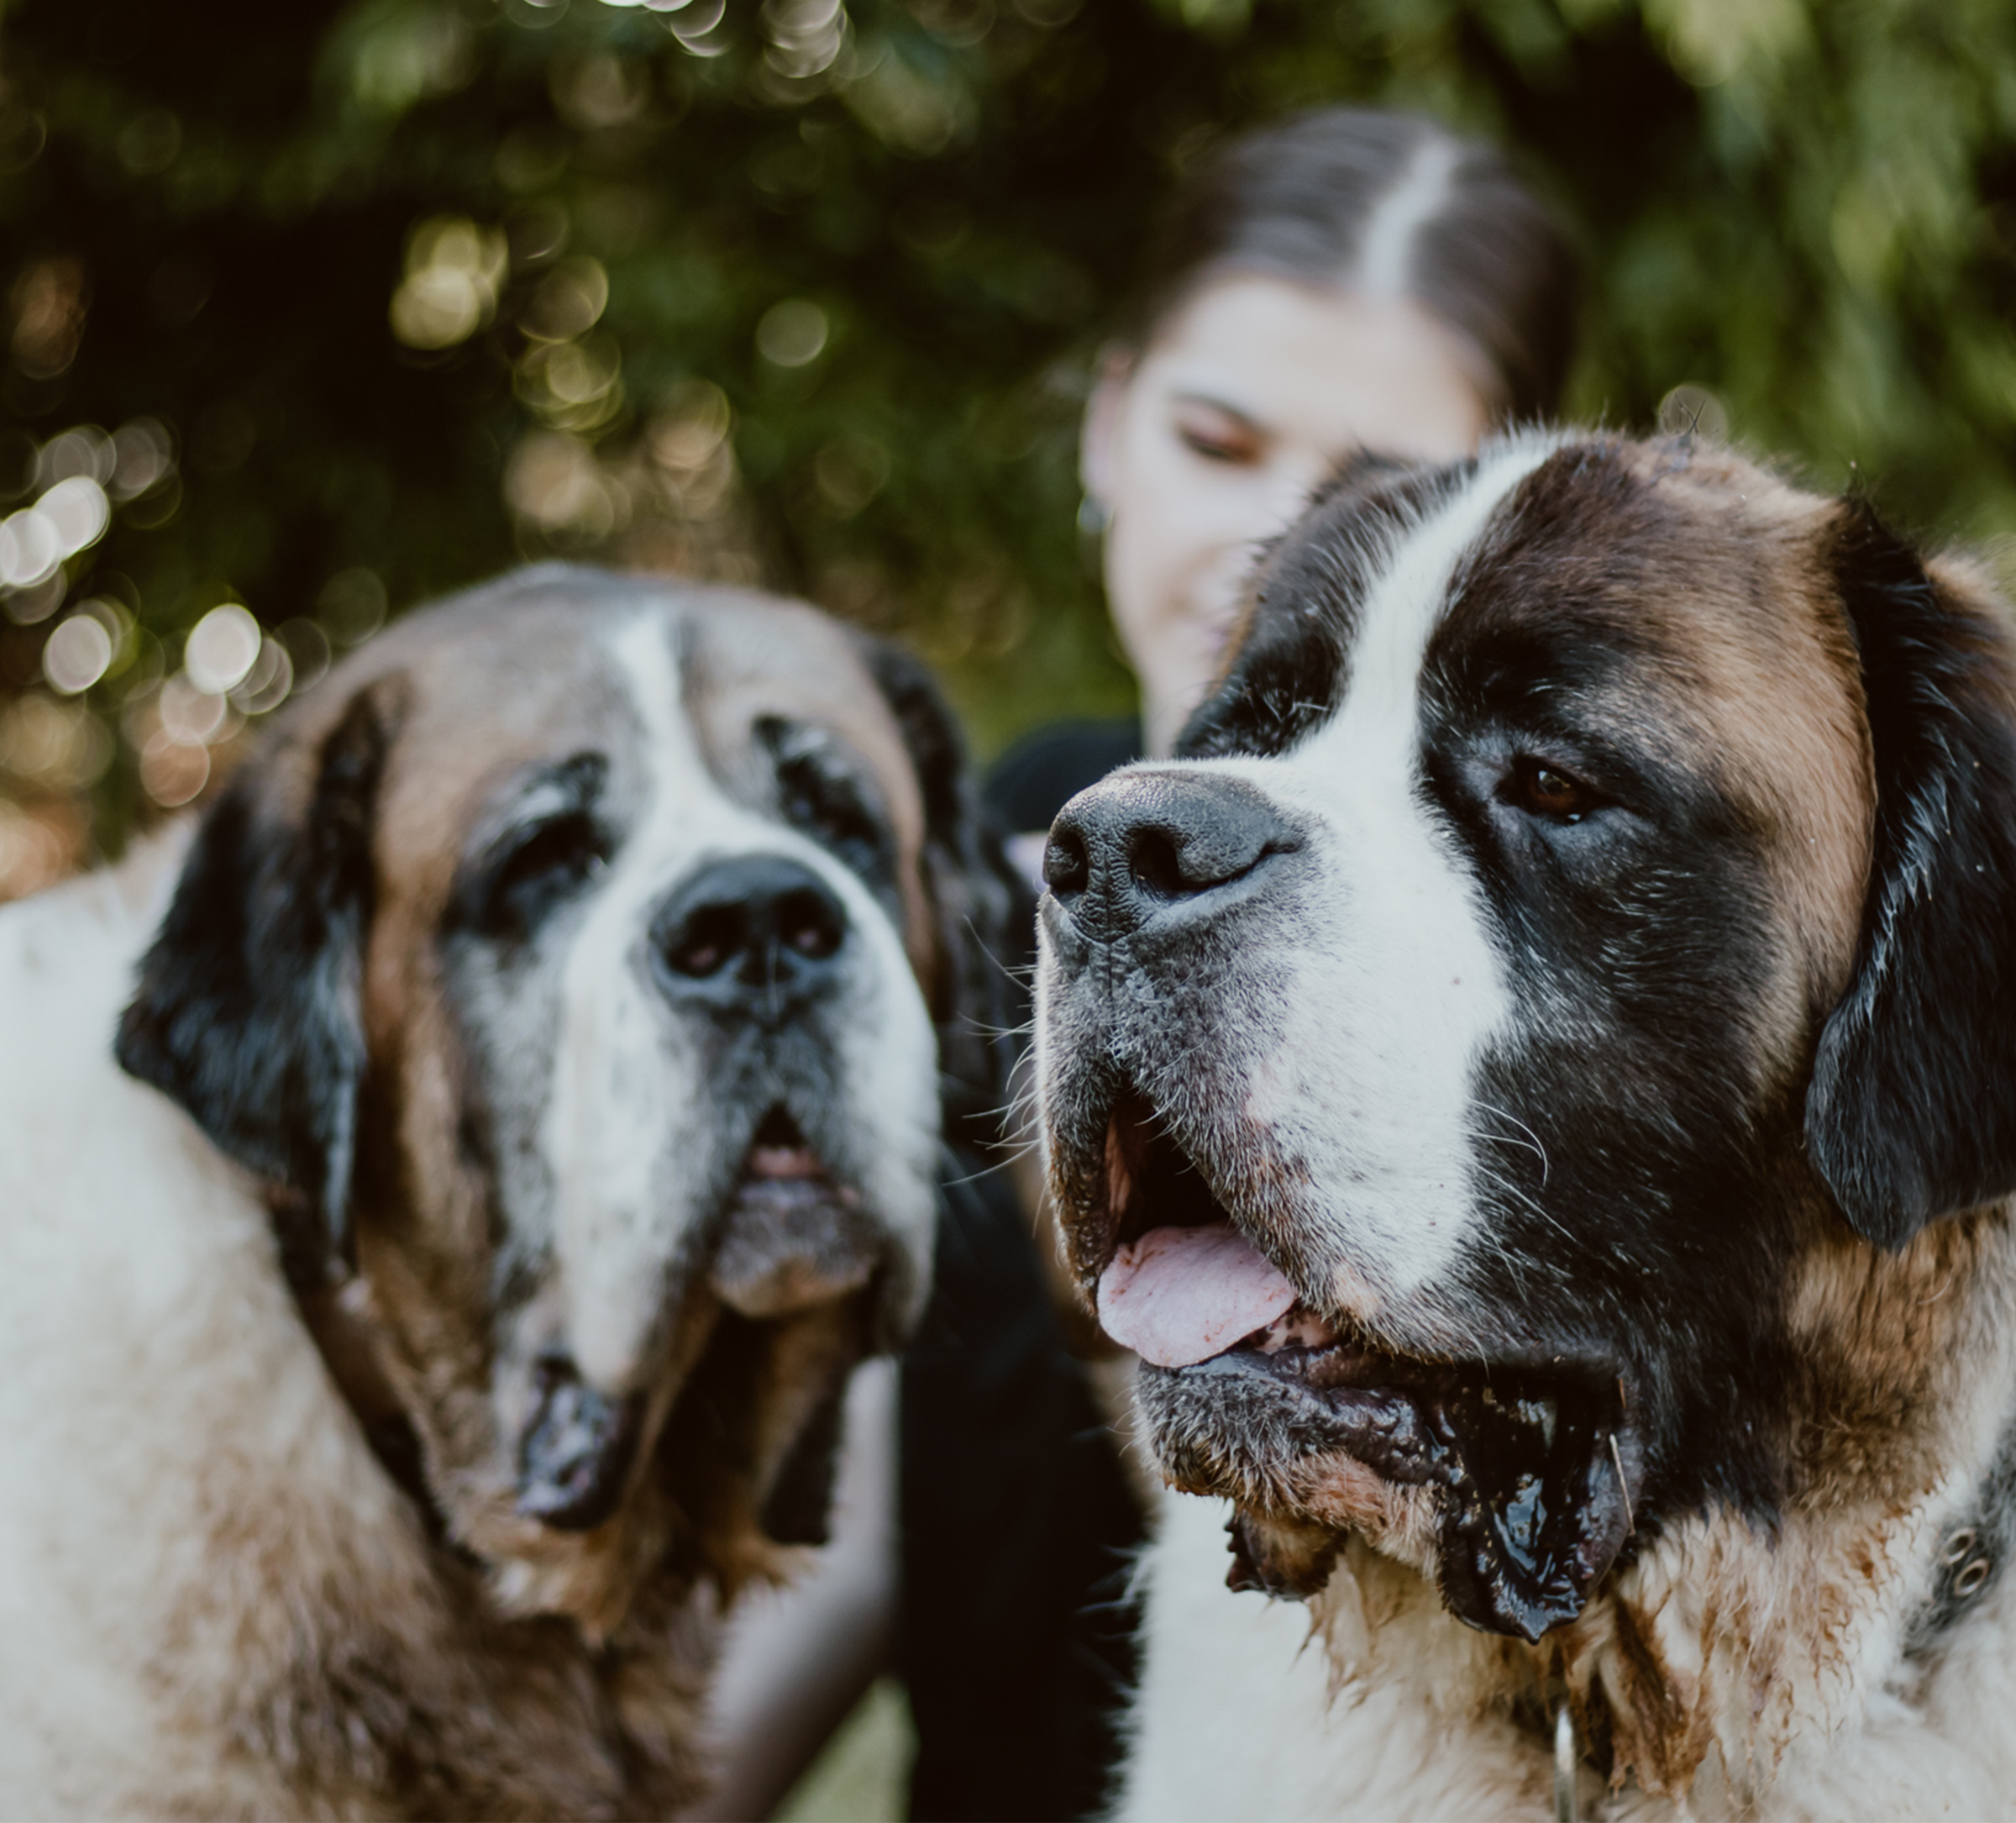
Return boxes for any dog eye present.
[1505,758,1598,825]
[478,814,609,941]
[774,752,891,884]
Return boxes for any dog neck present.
[1292,1219,2016,1809]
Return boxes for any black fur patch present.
[1179,452,1472,762]
[116,684,396,1289]
[1807,503,2016,1243]
[853,632,1021,1135]
[1414,444,1804,1542]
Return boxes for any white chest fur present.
[1118,1489,2016,1823]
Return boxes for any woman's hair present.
[1128,108,1579,423]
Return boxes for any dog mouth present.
[707,1106,880,1320]
[1081,1101,1636,1642]
[516,1106,885,1543]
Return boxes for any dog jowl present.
[1035,429,2016,1680]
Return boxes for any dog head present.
[118,566,1009,1633]
[1037,433,2016,1648]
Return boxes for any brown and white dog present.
[1037,432,2016,1818]
[0,567,1007,1818]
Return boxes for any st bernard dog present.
[1037,432,2016,1819]
[0,566,1007,1818]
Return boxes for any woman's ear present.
[115,679,402,1289]
[1805,505,2016,1247]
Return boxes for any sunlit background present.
[5,0,2016,902]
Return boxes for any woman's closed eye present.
[1171,397,1265,466]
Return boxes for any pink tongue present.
[1096,1223,1299,1369]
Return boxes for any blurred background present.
[4,0,2016,901]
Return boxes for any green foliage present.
[1,0,2013,888]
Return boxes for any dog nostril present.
[665,903,739,978]
[778,886,843,960]
[651,856,851,1012]
[1044,827,1089,896]
[1127,826,1185,900]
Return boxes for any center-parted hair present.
[1130,108,1580,423]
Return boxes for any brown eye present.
[1510,759,1595,824]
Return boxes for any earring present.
[1078,493,1111,535]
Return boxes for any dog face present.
[1038,433,2016,1645]
[118,567,1007,1633]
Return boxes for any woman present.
[990,107,1578,851]
[700,106,1580,1823]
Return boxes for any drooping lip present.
[708,1109,879,1320]
[1070,1097,1639,1642]
[1146,1311,1635,1641]
[508,1106,888,1569]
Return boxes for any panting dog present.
[0,567,1007,1819]
[1037,432,2016,1818]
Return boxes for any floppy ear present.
[1805,502,2016,1247]
[852,634,1025,1137]
[116,682,398,1289]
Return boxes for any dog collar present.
[1908,1517,2007,1657]
[1906,1408,2016,1658]
[1903,1395,2016,1669]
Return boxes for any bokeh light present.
[390,217,508,350]
[0,799,70,901]
[108,421,174,500]
[0,695,113,790]
[139,728,209,809]
[41,616,113,695]
[521,257,609,342]
[183,604,262,695]
[0,507,59,586]
[318,570,389,646]
[279,620,333,694]
[507,430,621,537]
[230,638,294,717]
[158,672,233,746]
[37,476,110,555]
[762,0,848,81]
[756,299,830,368]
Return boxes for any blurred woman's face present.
[1084,274,1490,756]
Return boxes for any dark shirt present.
[897,717,1146,1823]
[984,718,1143,837]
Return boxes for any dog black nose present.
[651,854,848,1019]
[1045,771,1297,940]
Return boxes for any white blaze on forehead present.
[540,609,939,1393]
[543,611,722,1390]
[1231,437,1559,1306]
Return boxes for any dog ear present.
[853,634,1025,1136]
[116,681,398,1287]
[1805,502,2016,1247]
